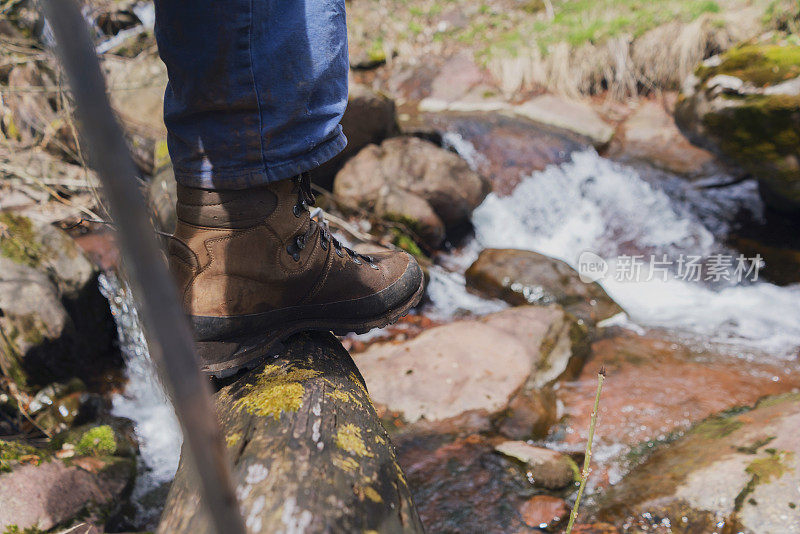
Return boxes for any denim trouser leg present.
[153,0,348,189]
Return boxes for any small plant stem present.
[565,369,606,534]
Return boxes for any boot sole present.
[195,278,425,379]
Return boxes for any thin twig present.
[565,367,606,534]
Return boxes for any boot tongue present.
[176,184,278,229]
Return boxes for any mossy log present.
[158,332,424,533]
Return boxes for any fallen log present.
[158,332,425,533]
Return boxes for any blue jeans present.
[153,0,348,189]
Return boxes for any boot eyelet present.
[293,205,302,218]
[295,235,306,250]
[368,262,379,270]
[335,247,344,258]
[352,257,362,265]
[320,240,328,251]
[286,245,301,262]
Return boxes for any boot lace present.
[287,173,377,269]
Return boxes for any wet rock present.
[0,213,118,387]
[353,305,589,423]
[395,433,543,534]
[608,100,715,175]
[596,393,800,533]
[422,112,585,194]
[496,387,558,441]
[516,495,570,531]
[729,235,800,286]
[0,456,135,532]
[334,136,489,247]
[676,42,800,213]
[495,441,579,490]
[312,83,398,188]
[465,248,623,325]
[557,329,800,467]
[513,95,615,148]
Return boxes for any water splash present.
[99,272,182,520]
[469,149,800,357]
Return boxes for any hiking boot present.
[168,173,424,377]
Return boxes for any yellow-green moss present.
[327,388,364,409]
[4,525,46,534]
[363,485,383,503]
[75,425,116,456]
[335,424,374,458]
[390,228,425,259]
[332,454,360,473]
[747,449,794,483]
[226,431,242,448]
[0,439,46,472]
[702,93,800,206]
[0,213,43,268]
[697,44,800,86]
[233,364,320,420]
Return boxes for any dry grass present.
[348,0,777,98]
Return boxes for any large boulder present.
[0,213,118,386]
[353,305,589,424]
[465,248,623,325]
[608,100,715,175]
[595,393,800,533]
[311,83,399,189]
[676,42,800,213]
[334,136,490,247]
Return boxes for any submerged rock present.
[595,393,800,533]
[465,248,623,325]
[334,136,489,247]
[676,42,800,213]
[396,433,549,534]
[496,387,558,441]
[495,441,579,490]
[516,495,570,531]
[353,305,589,423]
[557,329,800,487]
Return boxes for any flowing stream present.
[103,134,800,520]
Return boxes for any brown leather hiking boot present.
[168,174,424,377]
